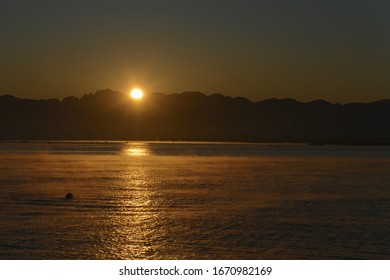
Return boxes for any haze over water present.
[0,142,389,259]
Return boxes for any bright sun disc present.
[130,88,143,99]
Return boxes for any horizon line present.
[1,89,390,105]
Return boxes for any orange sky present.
[1,1,389,103]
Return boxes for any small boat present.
[64,193,73,199]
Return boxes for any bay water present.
[0,142,389,259]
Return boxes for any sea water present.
[0,141,389,259]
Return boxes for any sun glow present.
[130,88,143,99]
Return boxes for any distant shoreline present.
[0,139,389,146]
[1,90,389,144]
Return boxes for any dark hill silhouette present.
[1,89,389,144]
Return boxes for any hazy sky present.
[1,0,389,102]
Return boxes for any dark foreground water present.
[0,141,390,259]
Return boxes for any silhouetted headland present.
[1,90,389,145]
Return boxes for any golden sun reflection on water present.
[126,148,148,156]
[103,144,168,259]
[125,143,150,156]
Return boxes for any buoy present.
[64,193,73,199]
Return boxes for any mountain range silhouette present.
[1,89,389,144]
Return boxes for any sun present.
[130,88,143,99]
